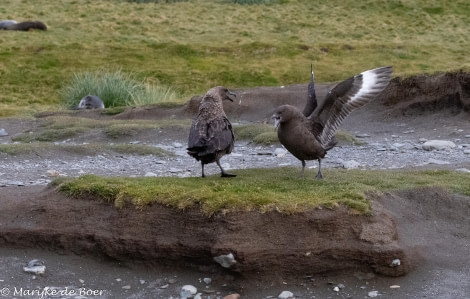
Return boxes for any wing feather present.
[187,117,234,158]
[302,65,318,117]
[316,66,393,147]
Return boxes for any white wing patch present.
[349,67,391,104]
[319,66,392,147]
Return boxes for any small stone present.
[172,142,183,148]
[337,283,345,289]
[223,294,240,299]
[23,260,46,275]
[144,172,157,177]
[221,162,231,170]
[390,285,400,289]
[180,285,198,299]
[168,278,178,284]
[194,294,202,299]
[391,142,405,149]
[0,129,8,136]
[278,290,294,299]
[139,279,145,284]
[368,290,379,297]
[353,272,375,280]
[274,148,287,157]
[116,278,122,282]
[422,140,456,151]
[342,160,360,169]
[203,277,212,285]
[426,158,450,165]
[174,150,188,156]
[356,133,370,138]
[122,285,131,290]
[160,284,169,289]
[203,289,216,294]
[390,259,401,267]
[333,286,339,292]
[214,253,236,268]
[79,279,85,284]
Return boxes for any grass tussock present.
[57,168,470,216]
[60,70,181,109]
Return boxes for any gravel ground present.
[1,133,469,186]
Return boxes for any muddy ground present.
[0,70,469,298]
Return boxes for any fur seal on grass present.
[187,86,236,178]
[5,21,47,31]
[0,20,17,29]
[77,95,105,109]
[272,66,393,179]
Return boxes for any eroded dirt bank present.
[110,69,470,122]
[0,185,469,298]
[0,185,413,278]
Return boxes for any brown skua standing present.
[187,86,237,178]
[272,66,393,178]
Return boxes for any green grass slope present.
[1,0,470,116]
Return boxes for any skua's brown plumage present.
[187,86,236,178]
[272,66,393,178]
